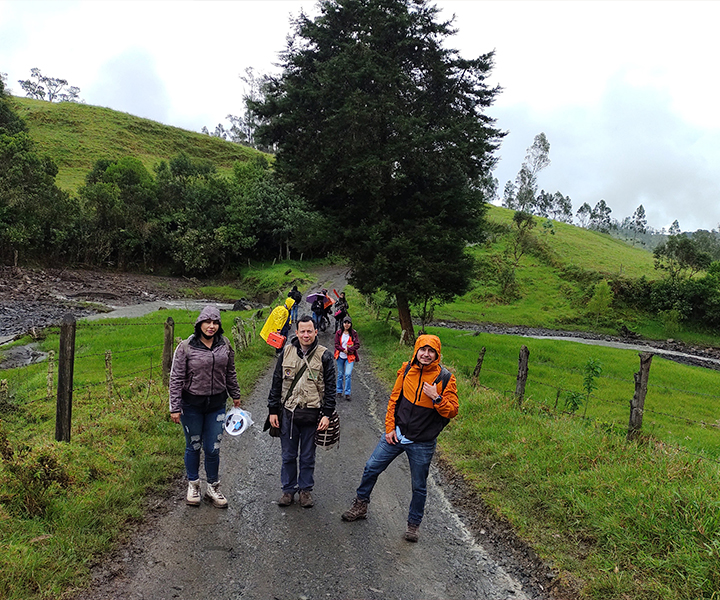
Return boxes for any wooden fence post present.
[515,345,530,406]
[399,329,407,347]
[471,347,486,387]
[162,316,175,386]
[0,380,8,410]
[627,352,653,441]
[55,313,76,442]
[105,350,113,399]
[46,350,55,400]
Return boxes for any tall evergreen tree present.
[251,0,503,341]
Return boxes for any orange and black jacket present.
[385,334,459,443]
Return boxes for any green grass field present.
[349,286,720,600]
[0,308,276,600]
[12,97,267,192]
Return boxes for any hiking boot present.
[278,492,294,506]
[186,479,201,506]
[404,522,420,542]
[204,481,228,508]
[345,394,351,401]
[299,490,314,508]
[341,497,368,521]
[336,392,343,401]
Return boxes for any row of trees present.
[1,76,330,270]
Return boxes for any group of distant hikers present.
[168,287,458,543]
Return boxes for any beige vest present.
[280,343,327,411]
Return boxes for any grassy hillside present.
[485,205,657,279]
[11,97,264,192]
[435,205,693,341]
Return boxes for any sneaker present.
[278,492,294,506]
[404,522,420,542]
[341,497,368,521]
[345,394,351,401]
[186,479,201,506]
[299,490,314,508]
[204,481,228,508]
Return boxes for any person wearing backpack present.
[288,285,302,324]
[267,315,337,508]
[341,334,458,542]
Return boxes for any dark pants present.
[355,434,437,525]
[280,408,318,493]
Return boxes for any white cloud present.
[85,49,172,123]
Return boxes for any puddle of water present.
[0,343,48,370]
[81,300,235,321]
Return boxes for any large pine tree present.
[252,0,504,341]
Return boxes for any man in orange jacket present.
[341,334,458,542]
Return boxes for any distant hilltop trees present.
[17,68,82,103]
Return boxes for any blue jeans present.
[336,357,355,395]
[180,404,226,483]
[280,409,318,493]
[356,434,437,525]
[290,305,299,324]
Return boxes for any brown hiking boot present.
[341,497,368,521]
[278,492,294,506]
[404,522,420,542]
[299,490,314,508]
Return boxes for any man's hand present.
[385,430,399,445]
[269,414,280,428]
[232,398,241,408]
[317,416,330,431]
[422,381,439,400]
[170,412,181,424]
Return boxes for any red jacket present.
[385,334,458,442]
[334,328,360,362]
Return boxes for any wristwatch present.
[433,395,442,404]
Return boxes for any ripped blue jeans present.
[180,404,226,483]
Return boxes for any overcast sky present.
[2,0,719,232]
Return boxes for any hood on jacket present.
[285,297,295,310]
[411,334,442,367]
[194,305,224,337]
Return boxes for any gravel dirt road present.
[68,270,554,600]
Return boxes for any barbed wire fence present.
[0,313,261,442]
[2,311,718,462]
[466,343,720,465]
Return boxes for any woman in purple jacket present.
[169,305,241,508]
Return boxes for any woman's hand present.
[317,416,330,431]
[269,414,280,428]
[170,412,181,424]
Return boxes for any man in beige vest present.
[268,315,336,508]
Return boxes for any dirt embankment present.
[0,265,204,340]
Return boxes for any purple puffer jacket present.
[169,305,242,413]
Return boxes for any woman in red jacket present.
[334,316,360,401]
